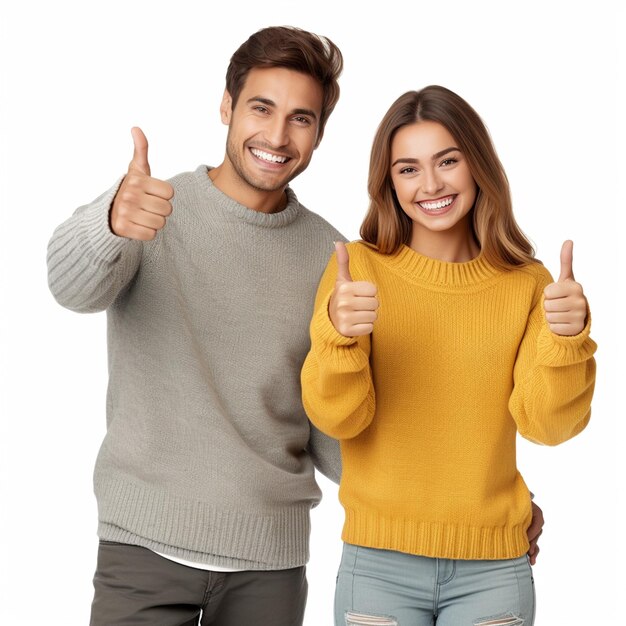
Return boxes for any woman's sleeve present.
[509,268,597,445]
[301,252,375,440]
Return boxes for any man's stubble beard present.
[225,132,311,193]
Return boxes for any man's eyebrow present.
[291,108,318,120]
[391,147,461,167]
[247,96,276,107]
[246,97,318,120]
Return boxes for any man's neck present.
[208,163,287,214]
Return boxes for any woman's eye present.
[400,167,417,174]
[440,158,457,167]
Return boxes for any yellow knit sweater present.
[301,242,597,560]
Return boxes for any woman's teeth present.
[418,196,454,211]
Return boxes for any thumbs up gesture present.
[110,127,174,240]
[329,242,379,337]
[543,240,588,336]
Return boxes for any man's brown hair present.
[225,26,343,143]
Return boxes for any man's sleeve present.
[47,179,143,313]
[306,421,342,484]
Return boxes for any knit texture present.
[47,165,344,569]
[301,241,597,560]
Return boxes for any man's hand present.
[527,501,544,565]
[329,242,379,337]
[543,240,588,336]
[110,127,174,240]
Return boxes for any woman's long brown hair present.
[361,86,536,269]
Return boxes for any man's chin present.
[245,179,288,193]
[245,169,300,193]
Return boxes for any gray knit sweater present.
[47,165,344,569]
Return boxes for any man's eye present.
[254,106,269,114]
[293,116,311,125]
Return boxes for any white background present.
[0,1,623,624]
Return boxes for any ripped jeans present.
[335,543,535,626]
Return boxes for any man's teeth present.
[419,197,454,211]
[251,148,288,164]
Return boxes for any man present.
[47,25,543,626]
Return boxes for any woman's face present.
[390,120,477,246]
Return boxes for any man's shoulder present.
[166,166,206,188]
[295,201,346,242]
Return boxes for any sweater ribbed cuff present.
[309,291,372,376]
[78,177,142,263]
[313,289,359,348]
[537,308,597,367]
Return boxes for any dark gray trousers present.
[90,541,308,626]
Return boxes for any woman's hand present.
[329,242,379,337]
[543,240,588,336]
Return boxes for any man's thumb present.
[129,126,151,176]
[335,241,353,283]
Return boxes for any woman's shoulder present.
[345,239,381,257]
[343,240,384,267]
[333,240,384,281]
[513,259,550,277]
[510,259,554,289]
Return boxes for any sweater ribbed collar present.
[195,165,300,228]
[374,243,501,288]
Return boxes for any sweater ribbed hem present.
[342,509,529,560]
[96,478,311,569]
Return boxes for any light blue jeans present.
[335,543,535,626]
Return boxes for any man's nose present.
[264,118,289,148]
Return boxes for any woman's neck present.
[409,221,480,263]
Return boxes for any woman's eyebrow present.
[392,146,461,167]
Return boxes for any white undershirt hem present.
[153,550,247,572]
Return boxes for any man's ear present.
[220,90,233,125]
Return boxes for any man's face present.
[221,67,324,193]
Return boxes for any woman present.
[301,86,597,625]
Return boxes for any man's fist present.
[110,127,174,241]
